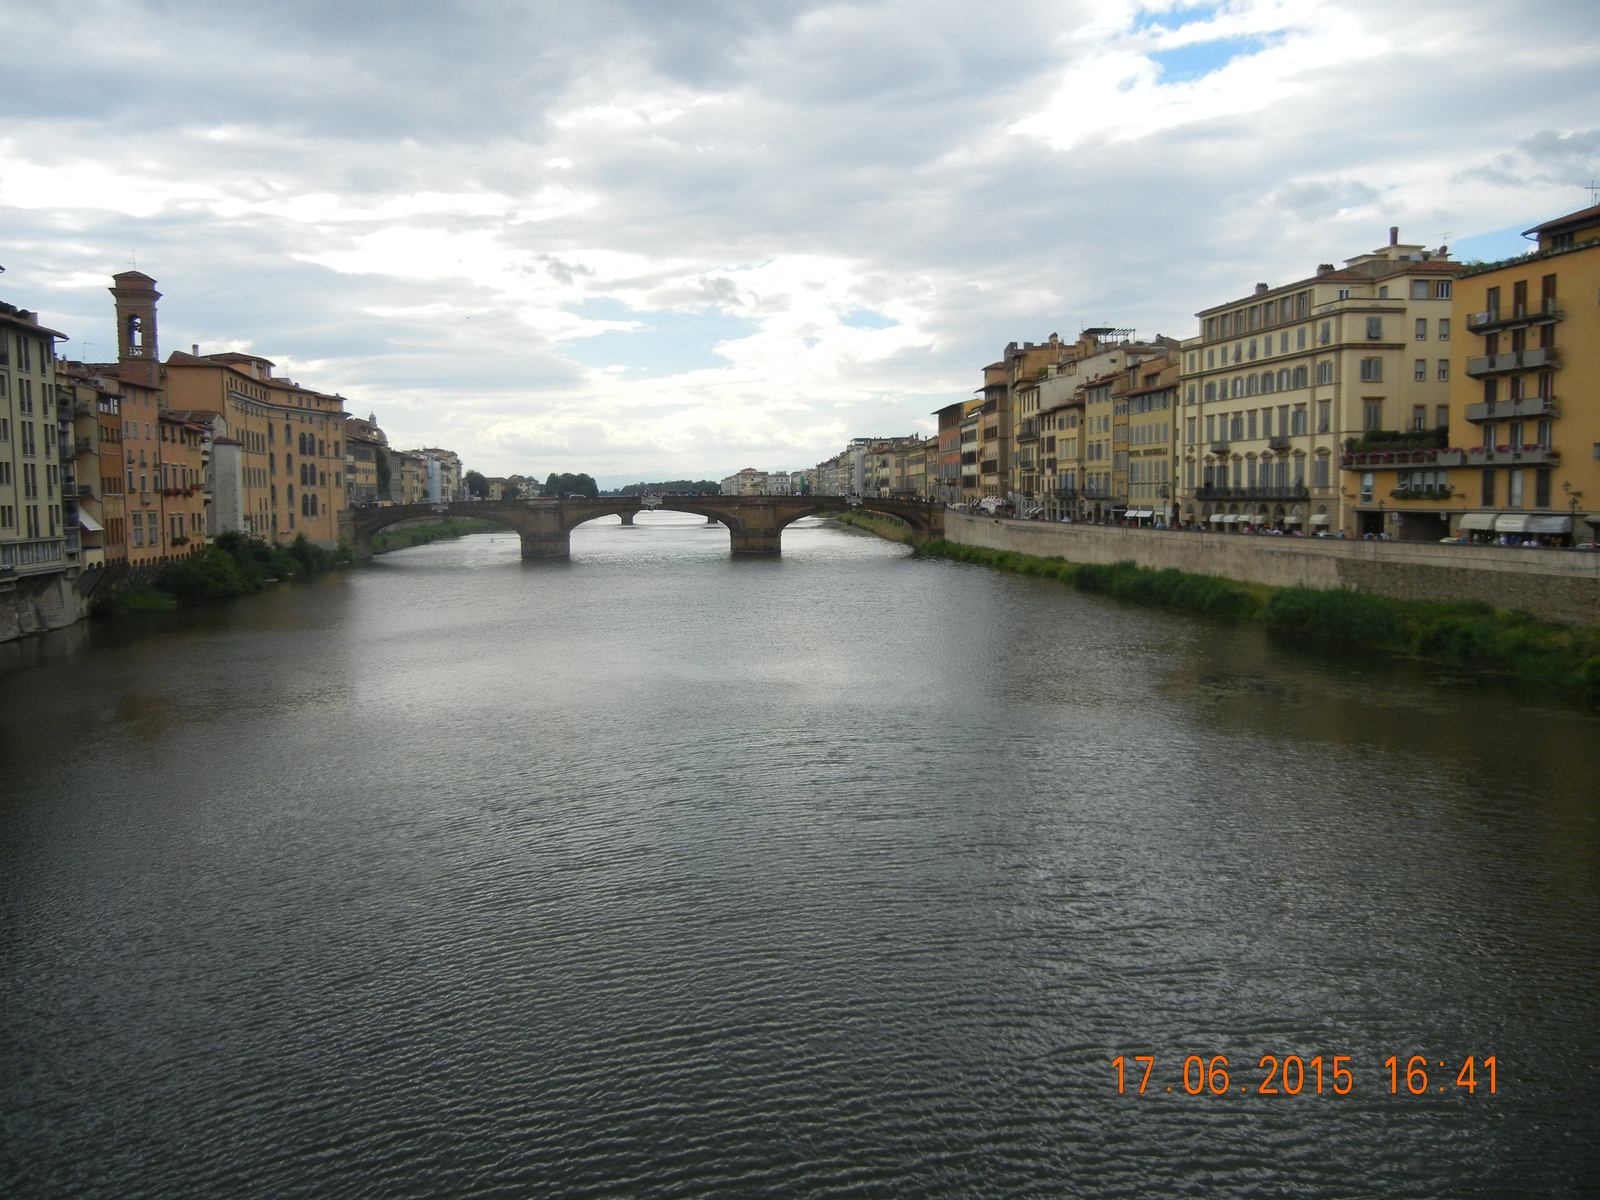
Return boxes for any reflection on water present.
[2,513,1597,1198]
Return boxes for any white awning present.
[1224,514,1242,523]
[1310,513,1330,525]
[1459,512,1496,530]
[1494,514,1532,533]
[76,510,104,532]
[1126,510,1151,518]
[1283,515,1303,524]
[1209,513,1228,522]
[1527,515,1572,534]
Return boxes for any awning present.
[1283,515,1303,524]
[1126,510,1151,518]
[1527,515,1572,534]
[1224,514,1242,523]
[1209,513,1228,522]
[1459,512,1496,531]
[1310,513,1330,525]
[76,510,104,532]
[1494,514,1532,533]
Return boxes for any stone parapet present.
[944,512,1600,626]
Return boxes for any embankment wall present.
[944,512,1600,626]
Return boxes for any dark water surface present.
[3,514,1598,1198]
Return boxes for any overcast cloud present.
[3,0,1597,481]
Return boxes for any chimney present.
[1254,282,1269,295]
[192,344,199,356]
[1316,263,1334,275]
[109,271,161,388]
[1389,226,1398,246]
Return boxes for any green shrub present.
[1581,657,1600,698]
[112,587,177,613]
[159,548,250,603]
[1258,586,1405,645]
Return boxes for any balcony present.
[1267,435,1290,451]
[1462,445,1560,467]
[1464,396,1560,422]
[1342,447,1465,469]
[1390,486,1454,501]
[1196,485,1310,501]
[1465,347,1562,377]
[1052,487,1080,499]
[1209,440,1230,454]
[1465,300,1563,334]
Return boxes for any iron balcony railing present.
[1465,347,1562,377]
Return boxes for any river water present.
[2,513,1598,1197]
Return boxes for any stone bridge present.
[339,495,945,559]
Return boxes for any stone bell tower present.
[109,271,161,387]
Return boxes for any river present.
[2,512,1598,1197]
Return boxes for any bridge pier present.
[729,532,783,554]
[620,511,635,525]
[519,532,570,559]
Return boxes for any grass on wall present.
[833,510,914,543]
[370,517,507,554]
[915,539,1600,700]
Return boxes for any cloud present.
[2,0,1598,478]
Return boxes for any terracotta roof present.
[1522,203,1600,238]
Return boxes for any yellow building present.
[1442,203,1600,545]
[343,413,387,506]
[1123,355,1181,524]
[1181,231,1455,535]
[0,303,75,577]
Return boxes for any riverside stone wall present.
[0,572,90,642]
[944,512,1600,627]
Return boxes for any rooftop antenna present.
[1588,180,1600,206]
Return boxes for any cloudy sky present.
[3,0,1597,483]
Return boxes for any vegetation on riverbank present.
[99,532,353,614]
[915,539,1600,699]
[834,510,913,543]
[371,517,506,554]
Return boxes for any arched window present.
[310,493,319,517]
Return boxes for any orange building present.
[101,272,345,547]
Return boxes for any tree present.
[544,472,599,498]
[464,469,489,498]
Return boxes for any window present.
[1206,349,1215,368]
[1481,469,1495,506]
[1412,405,1427,431]
[1246,374,1258,396]
[1248,339,1258,360]
[1359,358,1383,382]
[1186,384,1196,404]
[1414,359,1427,382]
[1411,280,1430,300]
[1360,473,1374,504]
[1366,317,1383,339]
[1378,285,1390,299]
[1436,359,1449,382]
[1230,413,1244,441]
[1296,327,1306,350]
[1232,344,1242,364]
[1436,318,1450,343]
[1436,281,1452,299]
[1508,469,1525,507]
[1261,371,1275,394]
[1247,410,1258,440]
[1186,417,1196,445]
[1364,401,1383,431]
[1319,322,1330,345]
[1537,419,1552,448]
[1291,406,1308,436]
[1316,400,1329,432]
[1415,318,1427,340]
[1338,288,1351,300]
[1206,415,1215,442]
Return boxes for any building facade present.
[1432,204,1600,544]
[1180,231,1455,534]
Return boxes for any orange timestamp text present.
[1113,1054,1497,1096]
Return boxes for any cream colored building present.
[1180,230,1456,534]
[0,303,74,577]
